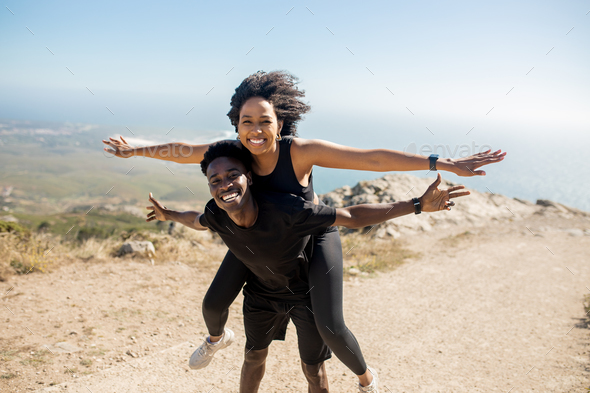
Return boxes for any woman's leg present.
[202,249,250,336]
[307,228,368,376]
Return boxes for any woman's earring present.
[276,134,282,141]
[236,135,241,141]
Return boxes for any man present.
[146,142,469,392]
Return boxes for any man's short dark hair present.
[200,142,253,176]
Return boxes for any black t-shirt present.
[199,191,336,303]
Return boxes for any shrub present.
[76,226,114,242]
[0,220,30,236]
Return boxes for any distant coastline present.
[1,118,588,214]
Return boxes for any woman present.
[103,70,505,390]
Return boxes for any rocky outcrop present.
[118,241,156,257]
[320,174,588,238]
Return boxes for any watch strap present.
[429,154,439,171]
[412,197,421,215]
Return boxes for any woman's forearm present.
[131,143,212,164]
[366,150,456,173]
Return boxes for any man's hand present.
[146,193,168,222]
[103,136,134,158]
[450,149,506,176]
[420,173,470,212]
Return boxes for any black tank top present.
[251,137,315,202]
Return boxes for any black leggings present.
[202,227,368,375]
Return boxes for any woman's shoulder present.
[289,136,315,150]
[290,137,326,157]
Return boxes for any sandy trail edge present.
[31,218,590,392]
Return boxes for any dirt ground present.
[1,214,589,392]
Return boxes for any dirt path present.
[1,215,588,392]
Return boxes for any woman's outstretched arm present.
[292,138,506,177]
[102,136,237,164]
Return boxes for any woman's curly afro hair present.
[227,70,311,137]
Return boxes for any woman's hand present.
[450,149,506,176]
[102,136,134,158]
[146,193,168,222]
[420,174,470,212]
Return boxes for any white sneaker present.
[189,328,235,370]
[358,366,379,392]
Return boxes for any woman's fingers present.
[120,136,127,144]
[449,191,471,199]
[446,185,465,192]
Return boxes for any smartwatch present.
[429,154,439,171]
[412,197,422,215]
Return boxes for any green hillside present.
[0,120,212,215]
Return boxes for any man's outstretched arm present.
[146,192,208,231]
[333,173,470,229]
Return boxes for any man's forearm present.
[165,210,203,230]
[129,143,209,164]
[339,200,416,229]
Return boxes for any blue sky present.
[1,0,589,207]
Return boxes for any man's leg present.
[239,347,269,393]
[240,292,289,392]
[301,360,329,393]
[202,250,249,338]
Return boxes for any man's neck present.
[226,197,258,228]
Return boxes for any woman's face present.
[237,96,283,156]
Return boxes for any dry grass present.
[340,233,418,276]
[0,224,226,281]
[0,232,66,280]
[1,222,413,282]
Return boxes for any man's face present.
[206,156,252,213]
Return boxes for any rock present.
[49,342,82,353]
[566,229,584,237]
[536,199,569,214]
[126,350,139,358]
[118,241,156,257]
[348,268,361,275]
[0,215,18,223]
[318,173,590,238]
